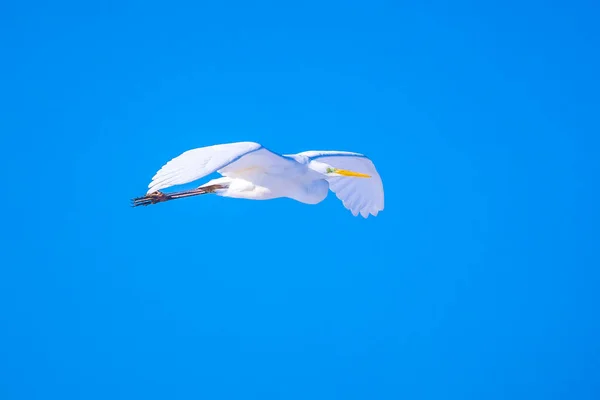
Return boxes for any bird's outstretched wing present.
[146,142,295,194]
[299,151,384,218]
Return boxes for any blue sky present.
[1,1,598,399]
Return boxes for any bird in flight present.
[132,141,384,218]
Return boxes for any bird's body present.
[200,154,330,204]
[133,141,384,218]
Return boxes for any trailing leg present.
[131,184,226,207]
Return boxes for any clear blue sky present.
[1,1,598,399]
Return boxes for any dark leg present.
[131,184,226,207]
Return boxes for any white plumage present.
[134,141,384,218]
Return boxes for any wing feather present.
[298,150,384,218]
[146,142,294,194]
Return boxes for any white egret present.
[132,141,384,218]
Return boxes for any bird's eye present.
[326,167,335,173]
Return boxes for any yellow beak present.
[335,169,371,178]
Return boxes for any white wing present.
[146,141,296,194]
[299,151,384,218]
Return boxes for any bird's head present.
[310,161,371,178]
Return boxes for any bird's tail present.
[131,184,226,207]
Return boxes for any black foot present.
[131,191,169,207]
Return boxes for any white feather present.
[298,151,385,218]
[147,142,295,194]
[142,142,384,218]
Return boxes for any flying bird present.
[132,141,384,218]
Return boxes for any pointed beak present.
[335,169,371,178]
